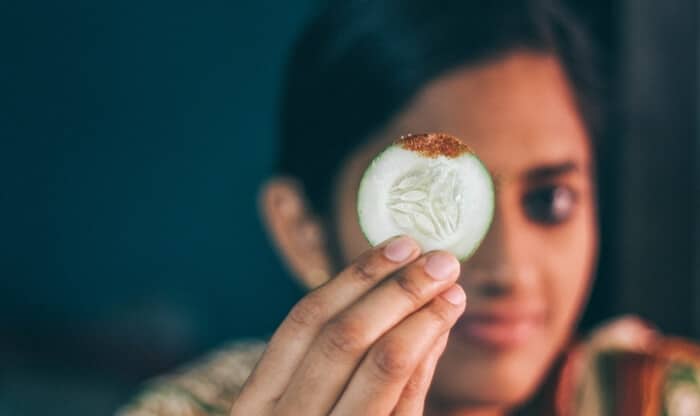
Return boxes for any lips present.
[452,306,546,350]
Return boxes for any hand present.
[230,235,465,415]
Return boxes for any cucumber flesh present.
[357,133,494,261]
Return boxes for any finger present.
[392,332,449,416]
[329,285,466,416]
[274,252,460,415]
[234,236,420,409]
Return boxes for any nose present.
[460,196,539,299]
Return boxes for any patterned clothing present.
[117,319,700,416]
[117,340,266,416]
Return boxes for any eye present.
[522,185,578,225]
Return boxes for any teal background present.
[2,1,314,414]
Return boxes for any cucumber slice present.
[357,133,494,261]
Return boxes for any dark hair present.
[278,0,600,218]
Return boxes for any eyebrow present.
[522,160,580,182]
[490,160,583,189]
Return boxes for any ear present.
[258,177,334,290]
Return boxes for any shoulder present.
[116,339,267,416]
[555,316,700,416]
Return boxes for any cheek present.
[435,202,597,404]
[544,200,598,339]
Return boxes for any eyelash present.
[521,184,579,226]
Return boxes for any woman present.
[119,1,700,415]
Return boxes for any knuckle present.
[287,294,326,328]
[395,273,427,308]
[350,252,379,282]
[401,375,425,400]
[372,339,414,381]
[320,316,369,358]
[427,301,454,327]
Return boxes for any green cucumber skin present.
[356,143,495,262]
[455,152,495,262]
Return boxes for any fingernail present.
[384,236,415,263]
[441,285,466,305]
[424,252,459,280]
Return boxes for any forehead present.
[363,52,591,179]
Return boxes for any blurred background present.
[1,1,697,415]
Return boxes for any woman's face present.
[334,52,598,409]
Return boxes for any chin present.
[429,336,559,409]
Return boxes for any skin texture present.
[256,52,598,415]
